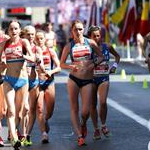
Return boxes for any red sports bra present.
[42,48,51,65]
[4,39,25,63]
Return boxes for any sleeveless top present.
[0,35,6,61]
[70,38,93,62]
[93,43,110,76]
[26,45,37,67]
[42,47,53,71]
[4,39,25,63]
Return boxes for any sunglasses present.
[75,28,83,31]
[88,25,101,32]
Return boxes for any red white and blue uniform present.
[93,43,110,86]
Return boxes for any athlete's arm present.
[60,43,77,71]
[107,43,120,73]
[47,48,61,76]
[108,43,120,64]
[22,39,35,62]
[35,46,43,64]
[89,39,104,65]
[0,41,7,73]
[143,32,150,56]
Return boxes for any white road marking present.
[55,75,150,83]
[63,132,74,138]
[107,98,149,130]
[56,70,150,83]
[148,141,150,150]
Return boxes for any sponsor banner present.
[0,0,56,8]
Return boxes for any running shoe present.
[11,139,21,149]
[101,126,111,138]
[0,136,4,147]
[77,137,86,146]
[24,135,32,146]
[17,130,24,141]
[93,128,101,140]
[81,124,87,138]
[20,136,26,146]
[41,133,49,144]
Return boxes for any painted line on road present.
[55,75,150,83]
[107,98,149,130]
[56,70,150,83]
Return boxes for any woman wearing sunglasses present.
[60,20,103,146]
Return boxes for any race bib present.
[72,45,91,61]
[94,62,109,76]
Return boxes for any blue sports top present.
[93,43,110,76]
[70,38,93,62]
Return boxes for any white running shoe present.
[41,132,49,144]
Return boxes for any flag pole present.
[84,0,94,34]
[96,0,100,26]
[127,39,131,60]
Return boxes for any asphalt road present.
[1,61,150,150]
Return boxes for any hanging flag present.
[133,1,143,40]
[85,0,101,34]
[119,0,137,44]
[101,7,109,42]
[139,0,150,36]
[0,0,56,7]
[111,0,129,25]
[89,1,97,26]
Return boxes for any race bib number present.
[94,63,109,76]
[72,45,91,61]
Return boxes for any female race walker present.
[88,25,120,140]
[0,58,7,147]
[0,27,8,147]
[21,25,43,146]
[0,20,34,149]
[60,20,103,146]
[35,30,61,144]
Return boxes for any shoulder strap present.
[70,39,75,62]
[47,47,54,69]
[84,37,90,45]
[20,39,27,55]
[3,39,10,51]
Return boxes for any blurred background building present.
[0,0,150,47]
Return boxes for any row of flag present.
[87,0,150,45]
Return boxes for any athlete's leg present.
[27,86,39,135]
[21,95,29,137]
[15,83,29,137]
[44,83,55,133]
[0,84,6,147]
[98,81,109,125]
[80,83,93,138]
[37,89,49,143]
[3,81,18,140]
[90,84,99,130]
[0,84,6,120]
[36,90,45,133]
[44,83,55,121]
[80,83,93,125]
[67,78,80,136]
